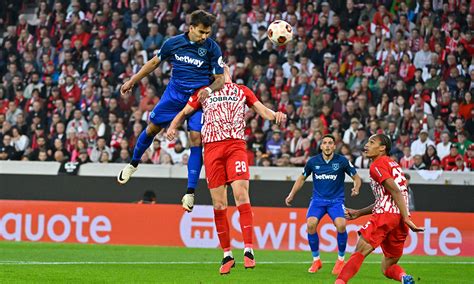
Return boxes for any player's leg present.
[210,185,235,274]
[380,221,413,283]
[328,201,349,275]
[381,256,413,283]
[230,179,255,269]
[335,236,374,283]
[117,86,178,184]
[117,122,162,184]
[336,213,398,283]
[204,143,233,274]
[306,202,326,273]
[226,140,255,268]
[181,110,204,212]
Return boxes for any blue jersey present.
[303,154,357,201]
[157,33,224,95]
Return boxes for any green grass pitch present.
[0,242,472,283]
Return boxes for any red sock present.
[384,264,405,281]
[237,203,253,248]
[214,208,230,251]
[337,252,365,282]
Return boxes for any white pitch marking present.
[0,261,472,265]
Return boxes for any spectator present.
[266,129,284,157]
[400,146,414,170]
[411,129,435,156]
[442,144,464,171]
[411,155,427,170]
[90,137,112,163]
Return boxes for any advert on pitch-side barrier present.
[0,200,472,256]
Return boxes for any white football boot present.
[117,164,137,184]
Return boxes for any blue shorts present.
[307,198,345,221]
[149,81,203,132]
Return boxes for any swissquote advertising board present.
[0,201,472,256]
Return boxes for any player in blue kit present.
[117,10,224,212]
[285,134,362,275]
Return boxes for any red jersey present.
[369,156,409,215]
[188,83,258,144]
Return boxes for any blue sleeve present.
[302,160,313,178]
[344,157,357,177]
[209,41,224,75]
[157,38,172,61]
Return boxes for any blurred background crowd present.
[0,0,473,171]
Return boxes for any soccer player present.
[336,134,424,284]
[117,10,225,212]
[166,65,286,274]
[285,134,362,275]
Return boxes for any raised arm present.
[121,56,161,95]
[285,174,307,206]
[251,101,287,125]
[166,104,197,141]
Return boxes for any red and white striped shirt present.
[369,156,409,215]
[188,83,258,144]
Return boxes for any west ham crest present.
[198,48,207,57]
[332,163,340,171]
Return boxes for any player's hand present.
[274,112,287,125]
[166,128,177,141]
[345,208,359,220]
[197,88,210,102]
[404,217,425,232]
[285,194,294,207]
[120,80,135,96]
[351,187,360,197]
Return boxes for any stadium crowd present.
[0,0,473,171]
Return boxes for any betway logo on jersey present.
[174,54,204,67]
[313,173,337,180]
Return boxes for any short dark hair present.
[190,10,216,28]
[322,134,336,143]
[375,134,392,155]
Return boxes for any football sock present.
[186,188,195,194]
[308,232,320,260]
[224,250,233,258]
[214,208,230,251]
[244,247,254,254]
[237,203,253,248]
[187,146,203,189]
[337,252,365,282]
[131,129,155,165]
[384,264,405,281]
[337,231,348,260]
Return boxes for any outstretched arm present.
[121,56,161,95]
[166,105,196,141]
[285,174,307,206]
[251,101,287,125]
[345,204,374,220]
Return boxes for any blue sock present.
[308,233,320,258]
[131,130,155,165]
[187,146,203,190]
[337,231,348,258]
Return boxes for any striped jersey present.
[187,83,258,143]
[369,156,410,215]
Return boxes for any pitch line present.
[0,261,472,265]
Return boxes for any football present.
[267,20,293,46]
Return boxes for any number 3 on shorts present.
[235,161,247,173]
